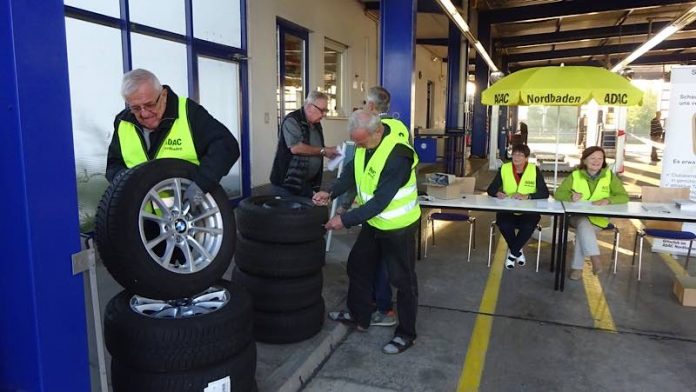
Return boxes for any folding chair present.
[487,220,543,271]
[632,186,694,280]
[424,211,476,262]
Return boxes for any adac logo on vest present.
[367,166,378,179]
[602,93,628,104]
[163,138,183,151]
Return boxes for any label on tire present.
[205,376,231,392]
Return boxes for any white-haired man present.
[106,68,240,204]
[270,91,339,197]
[313,110,420,354]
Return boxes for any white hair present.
[305,90,329,105]
[348,109,381,135]
[366,86,391,113]
[121,68,162,98]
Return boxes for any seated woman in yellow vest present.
[486,144,549,269]
[554,146,628,281]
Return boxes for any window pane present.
[131,33,188,95]
[280,33,305,118]
[198,57,242,198]
[129,0,185,34]
[193,0,242,48]
[64,0,119,17]
[323,47,340,116]
[65,18,124,231]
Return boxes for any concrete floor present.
[85,142,696,391]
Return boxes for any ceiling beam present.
[495,21,696,48]
[481,0,695,24]
[508,52,696,71]
[416,38,449,46]
[506,38,696,63]
[364,0,447,13]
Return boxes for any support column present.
[380,0,417,130]
[0,1,89,390]
[472,13,491,157]
[445,20,462,130]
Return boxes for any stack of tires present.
[234,195,327,344]
[95,159,256,392]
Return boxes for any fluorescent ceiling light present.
[612,5,696,72]
[435,0,499,72]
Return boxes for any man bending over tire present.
[312,110,420,355]
[106,68,240,204]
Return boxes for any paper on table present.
[326,143,345,171]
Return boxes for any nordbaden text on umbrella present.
[493,93,630,105]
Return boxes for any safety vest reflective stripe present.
[377,200,418,220]
[572,169,611,228]
[359,184,417,203]
[118,96,200,168]
[500,162,537,195]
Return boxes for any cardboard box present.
[426,177,476,200]
[673,275,696,307]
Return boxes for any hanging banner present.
[654,65,696,255]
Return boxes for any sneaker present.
[328,310,368,331]
[371,310,397,327]
[569,269,583,280]
[516,251,526,266]
[382,336,415,354]
[505,250,516,269]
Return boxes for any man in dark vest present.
[106,68,240,204]
[270,91,339,197]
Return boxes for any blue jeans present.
[374,259,392,313]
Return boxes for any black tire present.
[111,341,257,392]
[231,266,323,312]
[253,298,325,344]
[235,234,325,278]
[236,195,327,243]
[104,280,253,372]
[95,158,236,299]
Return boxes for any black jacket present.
[106,86,240,192]
[269,108,325,195]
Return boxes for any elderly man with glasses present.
[105,68,240,204]
[270,90,339,198]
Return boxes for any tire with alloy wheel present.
[253,297,325,344]
[236,195,327,244]
[104,280,253,372]
[235,235,325,278]
[111,341,257,392]
[95,158,235,299]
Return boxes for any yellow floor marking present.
[628,219,689,276]
[581,263,617,332]
[457,239,506,392]
[596,239,633,256]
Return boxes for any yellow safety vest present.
[500,162,537,196]
[571,169,612,228]
[354,132,420,230]
[118,97,200,168]
[381,118,410,142]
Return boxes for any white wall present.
[246,0,379,187]
[413,45,447,131]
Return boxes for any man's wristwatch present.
[320,147,326,156]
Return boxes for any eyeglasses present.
[311,103,329,114]
[129,91,163,114]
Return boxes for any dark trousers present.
[496,212,541,256]
[347,221,418,340]
[650,134,661,161]
[373,260,392,313]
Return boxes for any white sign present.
[654,66,696,255]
